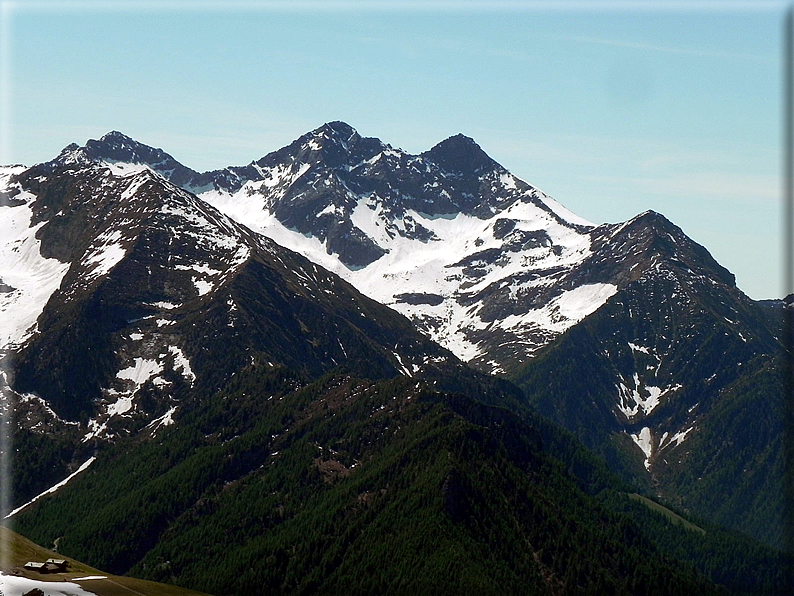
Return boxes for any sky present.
[0,0,787,299]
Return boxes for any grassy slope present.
[628,493,706,535]
[0,525,211,596]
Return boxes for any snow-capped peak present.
[189,124,610,373]
[14,124,705,376]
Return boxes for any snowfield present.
[0,171,70,352]
[199,172,611,372]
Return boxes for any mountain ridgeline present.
[0,123,790,594]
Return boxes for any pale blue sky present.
[0,1,786,299]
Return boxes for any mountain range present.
[0,123,790,594]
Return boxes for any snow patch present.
[629,427,653,470]
[174,262,223,276]
[168,345,196,384]
[146,405,177,435]
[119,172,151,201]
[669,427,694,448]
[628,342,650,354]
[82,235,126,279]
[317,202,345,218]
[0,574,100,596]
[101,160,152,177]
[116,357,164,392]
[549,283,618,324]
[150,301,180,310]
[500,283,617,337]
[617,376,680,419]
[106,393,134,418]
[193,278,213,296]
[0,191,71,350]
[16,392,79,427]
[499,173,517,190]
[6,456,96,518]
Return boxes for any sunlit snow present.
[168,345,195,384]
[200,180,610,370]
[5,456,96,518]
[667,426,694,449]
[101,160,152,177]
[0,574,100,596]
[150,301,180,310]
[193,278,214,296]
[0,186,70,351]
[628,342,650,354]
[116,358,164,394]
[146,405,177,435]
[82,229,127,280]
[629,427,653,470]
